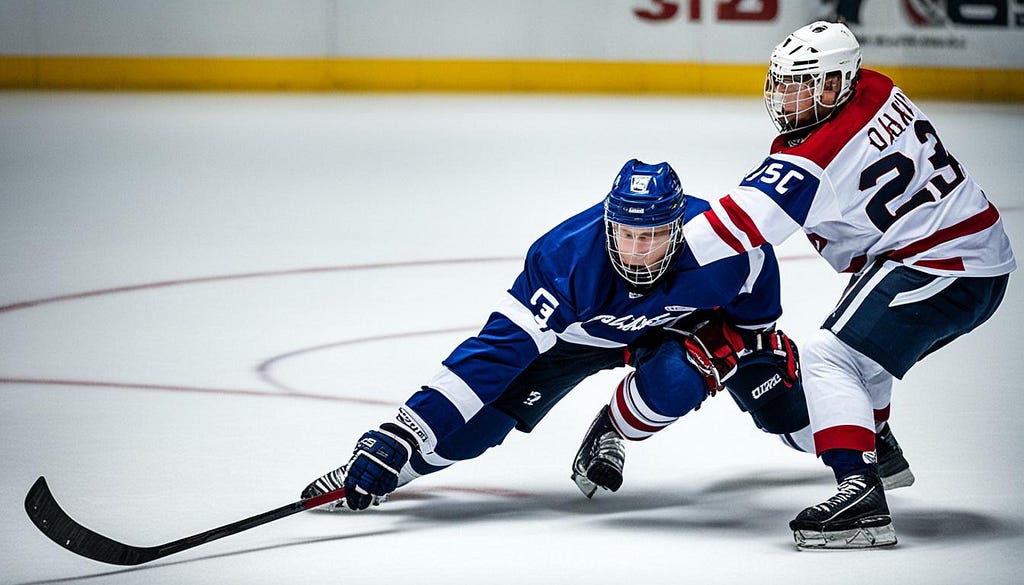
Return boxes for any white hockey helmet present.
[764,21,862,133]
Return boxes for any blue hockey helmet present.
[604,159,686,288]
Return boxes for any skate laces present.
[594,432,625,467]
[814,475,868,512]
[311,466,346,495]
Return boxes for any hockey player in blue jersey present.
[301,159,809,510]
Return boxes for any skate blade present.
[793,523,897,550]
[571,472,598,498]
[881,468,915,490]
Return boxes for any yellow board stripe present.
[1,56,1021,100]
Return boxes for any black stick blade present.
[24,476,159,565]
[25,476,346,566]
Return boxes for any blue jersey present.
[397,198,784,451]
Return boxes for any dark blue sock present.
[822,448,874,482]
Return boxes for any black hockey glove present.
[343,423,416,510]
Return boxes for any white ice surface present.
[1,91,1022,585]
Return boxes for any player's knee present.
[727,355,809,434]
[750,388,809,434]
[633,339,707,416]
[801,328,843,369]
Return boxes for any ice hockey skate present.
[301,465,388,511]
[876,423,914,490]
[572,405,626,498]
[790,471,896,550]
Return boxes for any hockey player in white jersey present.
[301,159,810,511]
[658,22,1013,549]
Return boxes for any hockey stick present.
[24,476,346,566]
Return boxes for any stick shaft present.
[24,476,345,565]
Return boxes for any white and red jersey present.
[686,69,1016,277]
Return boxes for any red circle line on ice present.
[2,219,1018,403]
[0,256,520,405]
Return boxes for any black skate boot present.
[876,423,914,490]
[571,405,626,498]
[301,465,388,511]
[790,471,896,549]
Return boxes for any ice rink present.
[1,90,1022,585]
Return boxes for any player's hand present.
[675,316,747,394]
[754,329,800,387]
[343,424,415,510]
[681,334,736,395]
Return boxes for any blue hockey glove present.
[344,423,416,510]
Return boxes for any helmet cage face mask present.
[605,218,684,288]
[764,21,862,134]
[604,159,687,289]
[764,71,844,134]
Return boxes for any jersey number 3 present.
[859,119,966,232]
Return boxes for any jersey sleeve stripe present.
[704,209,748,254]
[684,213,753,266]
[722,195,767,248]
[494,291,558,353]
[424,366,485,423]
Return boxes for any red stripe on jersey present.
[886,202,1000,264]
[873,405,891,423]
[913,257,965,271]
[813,424,876,456]
[704,209,748,254]
[612,380,662,435]
[772,70,895,169]
[721,195,766,247]
[842,254,868,274]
